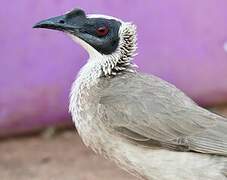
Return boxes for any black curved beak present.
[33,15,74,32]
[33,9,86,33]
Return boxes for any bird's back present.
[97,71,227,179]
[99,72,227,155]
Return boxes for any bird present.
[34,8,227,180]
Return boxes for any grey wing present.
[99,72,227,156]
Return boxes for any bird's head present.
[34,8,137,76]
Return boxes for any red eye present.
[96,26,109,37]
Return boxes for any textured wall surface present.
[1,0,227,136]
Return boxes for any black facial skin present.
[33,9,121,55]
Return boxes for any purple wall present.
[1,0,227,136]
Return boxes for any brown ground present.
[0,131,137,180]
[1,105,227,180]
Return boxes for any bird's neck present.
[70,22,138,77]
[96,22,138,76]
[69,22,138,117]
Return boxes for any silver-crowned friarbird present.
[34,8,227,180]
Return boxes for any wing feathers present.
[99,72,227,156]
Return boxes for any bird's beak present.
[33,9,86,34]
[33,14,81,33]
[33,14,85,35]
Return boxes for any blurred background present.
[1,0,227,179]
